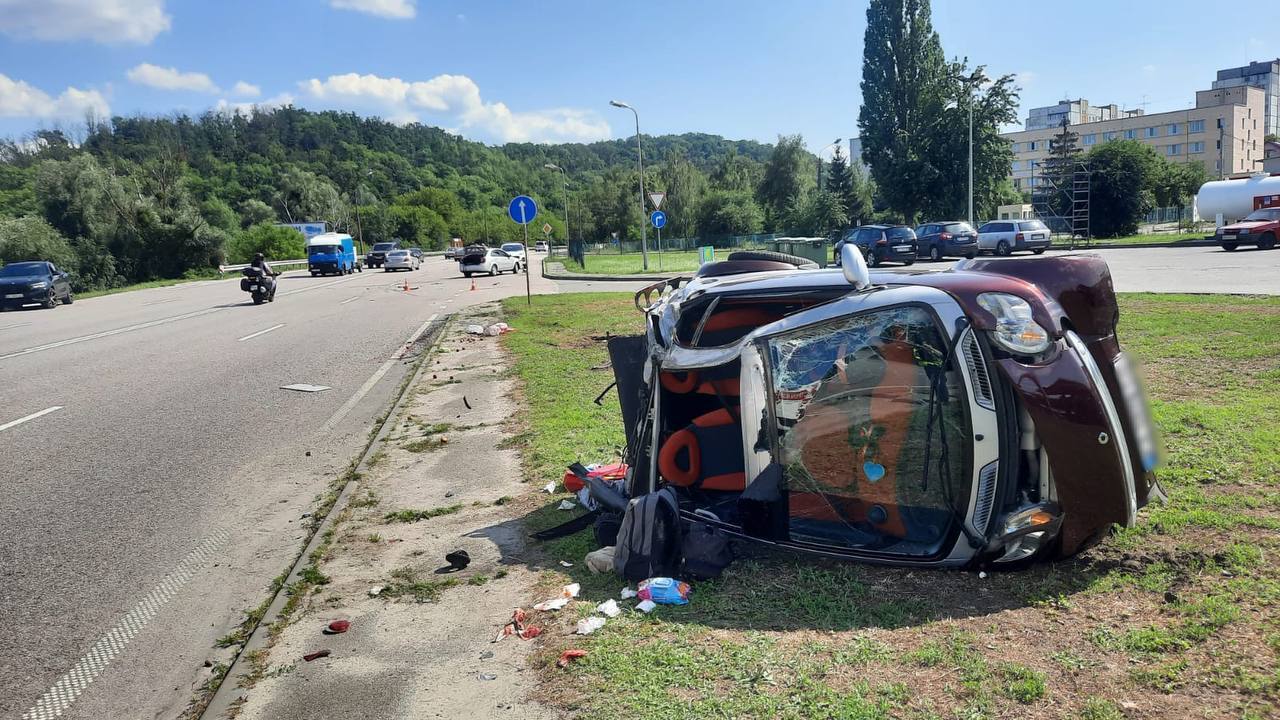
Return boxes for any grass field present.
[556,250,704,275]
[1072,232,1211,247]
[500,292,1280,720]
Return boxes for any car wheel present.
[489,265,497,276]
[929,245,942,262]
[1260,233,1277,250]
[63,290,73,304]
[996,240,1012,256]
[1032,248,1046,255]
[965,252,976,260]
[513,262,521,274]
[384,267,391,272]
[1222,242,1239,251]
[868,250,883,268]
[42,289,57,309]
[464,272,472,278]
[311,272,318,277]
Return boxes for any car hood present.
[0,273,46,286]
[1222,220,1271,231]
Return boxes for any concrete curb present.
[543,241,1223,282]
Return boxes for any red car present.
[1217,207,1280,251]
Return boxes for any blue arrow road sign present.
[650,210,667,229]
[508,195,537,225]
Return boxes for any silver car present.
[976,219,1051,256]
[460,247,520,277]
[383,249,420,271]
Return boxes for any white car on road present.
[383,249,421,271]
[500,242,528,263]
[460,247,521,277]
[976,219,1052,256]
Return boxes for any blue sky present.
[0,0,1275,151]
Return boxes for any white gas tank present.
[1195,174,1280,225]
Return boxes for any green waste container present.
[767,237,830,268]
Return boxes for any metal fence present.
[1142,206,1194,225]
[570,233,781,255]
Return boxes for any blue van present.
[307,233,361,276]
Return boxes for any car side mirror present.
[840,243,871,290]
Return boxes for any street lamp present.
[353,169,373,256]
[610,100,648,271]
[544,162,569,251]
[955,71,983,227]
[816,138,842,190]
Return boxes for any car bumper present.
[942,239,978,255]
[876,245,917,261]
[309,262,343,272]
[384,261,413,269]
[1217,231,1258,245]
[1,287,48,306]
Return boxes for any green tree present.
[759,134,814,228]
[787,191,849,237]
[226,223,305,264]
[697,190,765,236]
[825,148,872,225]
[0,215,79,271]
[710,149,763,194]
[1035,118,1082,219]
[657,153,707,239]
[237,199,276,228]
[858,0,949,224]
[1087,140,1161,238]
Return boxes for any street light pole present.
[968,97,974,227]
[610,100,648,271]
[816,138,842,191]
[544,163,569,252]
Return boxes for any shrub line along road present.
[0,255,601,720]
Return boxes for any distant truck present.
[307,232,360,276]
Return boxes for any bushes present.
[225,223,305,264]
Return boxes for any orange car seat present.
[658,408,746,491]
[788,333,920,538]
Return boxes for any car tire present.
[1260,233,1277,250]
[902,258,915,266]
[929,245,942,262]
[513,262,521,274]
[965,252,976,260]
[43,289,57,309]
[464,272,472,278]
[996,240,1012,256]
[1222,242,1238,251]
[726,250,819,269]
[868,250,883,268]
[489,265,497,276]
[1032,248,1046,255]
[63,291,73,304]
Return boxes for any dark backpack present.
[681,520,734,580]
[613,487,681,581]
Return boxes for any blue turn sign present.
[650,210,667,229]
[508,195,537,225]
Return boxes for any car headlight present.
[977,292,1051,355]
[29,281,48,289]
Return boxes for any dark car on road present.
[609,247,1161,568]
[366,241,400,268]
[1216,208,1280,251]
[834,225,917,267]
[0,261,73,310]
[914,221,979,261]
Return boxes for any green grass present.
[383,504,463,523]
[1079,231,1210,246]
[76,270,229,299]
[555,250,704,275]
[501,291,1280,720]
[380,566,460,603]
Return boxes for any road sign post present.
[650,210,667,273]
[508,195,538,306]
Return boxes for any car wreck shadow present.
[467,499,1112,633]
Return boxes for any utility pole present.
[610,101,648,270]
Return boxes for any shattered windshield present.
[766,305,972,556]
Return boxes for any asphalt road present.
[0,255,579,720]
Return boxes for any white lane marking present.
[0,321,32,330]
[142,297,180,306]
[22,530,232,720]
[340,295,361,305]
[0,274,363,364]
[318,313,438,434]
[0,406,62,433]
[237,323,285,342]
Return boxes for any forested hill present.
[0,106,835,292]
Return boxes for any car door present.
[494,250,514,271]
[48,263,68,296]
[733,286,990,562]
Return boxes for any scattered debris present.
[978,571,988,579]
[532,583,580,611]
[557,499,577,511]
[493,608,541,641]
[542,481,557,494]
[556,649,589,668]
[305,451,311,457]
[463,396,472,410]
[619,587,637,600]
[575,617,606,635]
[479,650,494,660]
[302,650,331,662]
[368,585,384,597]
[595,599,621,618]
[478,672,498,681]
[635,599,657,613]
[445,549,471,570]
[558,560,573,568]
[323,620,350,635]
[281,383,331,393]
[638,577,691,605]
[585,547,615,574]
[466,324,486,335]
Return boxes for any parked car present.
[1216,207,1280,251]
[500,242,527,263]
[834,225,917,267]
[535,241,549,253]
[977,219,1051,256]
[0,261,74,309]
[366,241,400,268]
[460,247,520,277]
[602,247,1160,568]
[914,221,979,261]
[383,249,420,271]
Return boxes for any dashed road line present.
[340,295,361,305]
[318,313,438,434]
[237,323,285,342]
[0,321,32,330]
[22,530,232,720]
[0,406,62,433]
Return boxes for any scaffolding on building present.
[1030,160,1091,248]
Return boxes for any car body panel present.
[834,225,918,266]
[914,221,979,259]
[500,243,528,262]
[460,248,519,274]
[0,261,72,308]
[977,220,1051,254]
[383,250,420,271]
[1216,208,1280,248]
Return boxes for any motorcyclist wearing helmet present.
[249,252,279,298]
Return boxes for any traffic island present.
[220,304,556,720]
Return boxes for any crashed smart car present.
[604,246,1162,567]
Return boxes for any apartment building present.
[1003,85,1265,191]
[1212,58,1279,137]
[1025,98,1131,131]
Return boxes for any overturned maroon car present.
[604,246,1162,567]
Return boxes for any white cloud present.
[215,92,295,117]
[300,72,612,143]
[329,0,415,19]
[1015,70,1035,88]
[0,0,170,44]
[0,73,110,119]
[231,81,261,98]
[127,63,219,93]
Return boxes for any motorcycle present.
[241,266,278,304]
